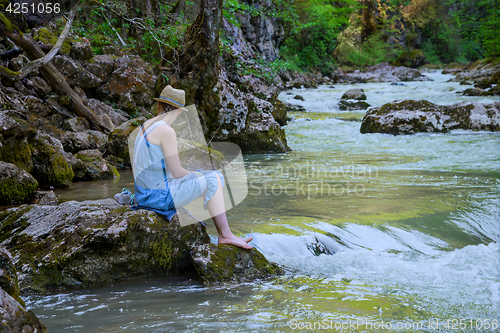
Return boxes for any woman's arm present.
[159,125,190,179]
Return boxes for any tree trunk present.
[174,0,223,135]
[168,0,186,25]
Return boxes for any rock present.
[360,100,500,135]
[271,99,287,126]
[0,136,33,173]
[0,113,20,138]
[283,102,306,112]
[0,162,38,205]
[105,155,126,170]
[28,76,52,96]
[96,56,157,113]
[234,0,284,61]
[395,50,427,68]
[70,41,94,60]
[86,98,128,127]
[107,117,147,165]
[0,249,47,332]
[214,73,290,153]
[0,199,210,292]
[221,17,256,60]
[28,190,58,205]
[64,130,108,154]
[8,54,29,71]
[462,88,486,96]
[459,81,472,85]
[449,63,500,85]
[45,95,75,118]
[338,100,371,111]
[177,140,227,171]
[84,54,115,81]
[191,243,283,285]
[25,95,51,117]
[341,88,366,100]
[72,149,119,181]
[339,62,430,83]
[52,55,102,90]
[63,117,90,132]
[29,132,74,188]
[293,94,305,101]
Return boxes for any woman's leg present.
[207,173,253,249]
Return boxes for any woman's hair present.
[158,102,177,114]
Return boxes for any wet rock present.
[28,190,58,205]
[293,94,305,101]
[459,81,472,85]
[338,100,371,111]
[191,243,283,285]
[107,117,147,165]
[0,162,38,205]
[105,155,126,170]
[52,55,102,90]
[341,88,366,101]
[360,100,500,135]
[64,130,108,154]
[0,248,47,332]
[461,88,485,96]
[28,76,52,96]
[0,199,210,292]
[0,113,20,137]
[63,117,90,132]
[70,41,94,60]
[271,99,287,126]
[29,132,74,188]
[0,136,33,173]
[395,50,427,68]
[283,102,306,112]
[72,149,119,181]
[449,63,500,86]
[85,99,128,127]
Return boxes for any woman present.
[131,85,253,249]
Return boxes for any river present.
[25,71,500,332]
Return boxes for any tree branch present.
[0,7,76,82]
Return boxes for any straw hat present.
[154,85,188,111]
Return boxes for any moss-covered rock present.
[0,136,33,172]
[191,243,283,285]
[29,132,74,188]
[73,149,120,181]
[360,100,500,135]
[395,50,427,68]
[339,100,370,111]
[0,249,47,333]
[0,162,38,205]
[0,199,209,293]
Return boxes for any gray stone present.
[339,100,370,111]
[70,42,94,60]
[83,54,115,81]
[283,102,306,112]
[341,88,366,101]
[73,149,119,181]
[8,54,29,72]
[293,94,305,101]
[28,76,52,95]
[63,117,90,132]
[52,55,102,89]
[360,100,500,135]
[86,99,128,127]
[29,190,58,205]
[65,130,108,154]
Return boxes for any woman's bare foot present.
[218,234,254,249]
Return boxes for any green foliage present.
[335,31,397,67]
[237,56,295,83]
[223,0,259,26]
[276,0,358,73]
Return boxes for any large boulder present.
[85,98,128,127]
[0,162,38,205]
[83,54,115,81]
[341,89,366,101]
[213,71,290,153]
[191,243,283,285]
[0,200,207,293]
[0,248,47,333]
[72,149,120,181]
[29,132,74,188]
[360,100,500,135]
[395,50,427,68]
[107,117,147,165]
